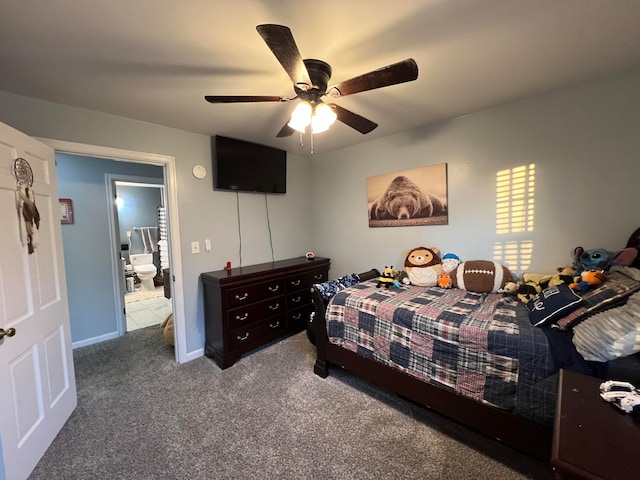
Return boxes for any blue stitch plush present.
[572,246,638,275]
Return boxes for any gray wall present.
[56,154,163,343]
[0,91,312,356]
[2,65,640,357]
[310,66,640,278]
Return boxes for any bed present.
[312,232,640,461]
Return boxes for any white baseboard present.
[72,331,120,349]
[184,347,204,363]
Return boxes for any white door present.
[0,122,77,480]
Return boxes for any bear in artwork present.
[369,175,447,221]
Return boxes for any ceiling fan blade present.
[276,123,295,138]
[205,95,286,103]
[256,24,312,90]
[327,58,418,97]
[329,104,378,134]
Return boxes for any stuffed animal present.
[572,246,638,275]
[404,247,443,286]
[570,269,606,292]
[377,266,401,288]
[437,272,453,289]
[451,260,513,293]
[395,270,410,285]
[498,281,520,295]
[547,267,576,288]
[441,253,462,273]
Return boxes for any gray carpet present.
[29,327,553,479]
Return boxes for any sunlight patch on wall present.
[495,164,536,273]
[496,164,535,234]
[494,241,534,273]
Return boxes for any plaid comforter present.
[326,280,558,426]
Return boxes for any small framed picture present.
[59,198,74,224]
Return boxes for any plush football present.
[451,260,513,293]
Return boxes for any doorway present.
[108,177,172,334]
[38,138,187,363]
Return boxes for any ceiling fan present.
[205,24,418,137]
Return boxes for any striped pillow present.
[554,268,640,330]
[572,290,640,362]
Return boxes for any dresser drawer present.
[286,289,312,310]
[288,304,313,330]
[286,269,328,292]
[229,314,287,349]
[226,278,285,308]
[227,295,285,329]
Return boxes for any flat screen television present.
[213,135,287,194]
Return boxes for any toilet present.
[130,253,157,291]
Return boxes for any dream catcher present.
[13,157,40,254]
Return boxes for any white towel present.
[140,227,158,253]
[158,239,169,269]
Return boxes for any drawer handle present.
[268,285,280,292]
[314,274,323,280]
[268,303,280,310]
[291,296,302,303]
[290,280,301,286]
[235,293,249,301]
[269,321,280,329]
[292,313,301,320]
[235,313,249,321]
[237,332,249,341]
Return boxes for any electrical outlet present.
[205,239,212,252]
[191,241,200,254]
[126,231,131,238]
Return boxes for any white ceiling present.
[1,0,640,155]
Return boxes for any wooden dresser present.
[201,256,330,369]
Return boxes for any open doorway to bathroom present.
[45,138,187,363]
[111,178,173,333]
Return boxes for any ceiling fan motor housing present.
[295,59,332,101]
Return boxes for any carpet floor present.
[29,327,553,479]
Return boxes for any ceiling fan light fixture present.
[287,101,312,133]
[311,103,337,134]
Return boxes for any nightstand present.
[552,369,640,479]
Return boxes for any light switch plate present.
[205,239,212,252]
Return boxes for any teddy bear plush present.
[404,247,443,286]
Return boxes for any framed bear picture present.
[367,163,448,227]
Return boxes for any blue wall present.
[117,184,163,254]
[56,153,163,345]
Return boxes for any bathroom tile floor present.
[125,286,172,332]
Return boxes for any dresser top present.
[201,256,330,284]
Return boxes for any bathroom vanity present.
[201,256,330,369]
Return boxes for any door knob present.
[0,328,16,339]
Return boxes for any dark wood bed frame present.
[312,269,553,461]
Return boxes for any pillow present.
[313,273,361,302]
[338,273,360,288]
[554,269,640,330]
[572,291,640,362]
[314,279,345,301]
[526,284,583,327]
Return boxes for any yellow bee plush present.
[377,266,401,288]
